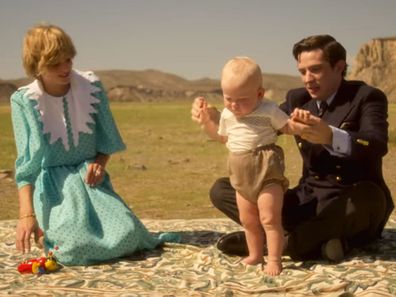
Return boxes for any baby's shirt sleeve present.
[217,109,228,136]
[269,102,289,130]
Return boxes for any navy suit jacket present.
[279,80,393,227]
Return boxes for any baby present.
[197,57,307,275]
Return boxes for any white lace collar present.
[20,70,101,151]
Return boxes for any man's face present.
[297,49,345,101]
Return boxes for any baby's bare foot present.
[242,256,263,266]
[264,260,282,276]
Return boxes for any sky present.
[1,0,396,80]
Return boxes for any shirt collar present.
[316,92,337,108]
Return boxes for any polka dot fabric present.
[10,74,179,266]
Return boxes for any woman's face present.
[40,57,73,95]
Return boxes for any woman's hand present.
[85,162,106,187]
[16,185,41,253]
[16,216,40,254]
[85,153,110,186]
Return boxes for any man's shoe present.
[321,238,344,262]
[216,231,249,256]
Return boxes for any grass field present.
[0,102,395,220]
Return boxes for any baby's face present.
[222,78,263,118]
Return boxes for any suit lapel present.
[303,96,319,116]
[321,80,353,128]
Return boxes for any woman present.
[11,23,179,265]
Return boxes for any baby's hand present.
[191,96,218,126]
[291,108,311,124]
[191,96,207,124]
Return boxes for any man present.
[191,35,393,261]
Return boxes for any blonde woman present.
[11,24,179,266]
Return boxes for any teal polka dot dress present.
[10,70,179,266]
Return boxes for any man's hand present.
[291,108,311,124]
[291,109,333,145]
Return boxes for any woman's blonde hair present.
[22,24,76,78]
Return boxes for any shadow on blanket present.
[154,230,225,246]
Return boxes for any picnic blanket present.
[1,214,396,297]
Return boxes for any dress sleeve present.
[11,91,44,189]
[92,81,126,155]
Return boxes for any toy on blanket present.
[17,251,59,274]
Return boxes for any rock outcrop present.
[348,37,396,102]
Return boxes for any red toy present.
[18,251,59,274]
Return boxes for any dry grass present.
[0,102,395,220]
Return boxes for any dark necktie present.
[318,101,328,117]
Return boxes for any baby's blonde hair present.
[221,56,263,89]
[22,23,76,78]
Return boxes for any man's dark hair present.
[292,34,348,77]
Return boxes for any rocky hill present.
[348,37,396,102]
[2,37,396,104]
[0,69,301,104]
[95,70,302,103]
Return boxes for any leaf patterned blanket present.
[1,215,396,297]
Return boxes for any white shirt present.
[218,99,289,153]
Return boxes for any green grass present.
[0,102,395,220]
[0,105,15,169]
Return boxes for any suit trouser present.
[210,177,387,260]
